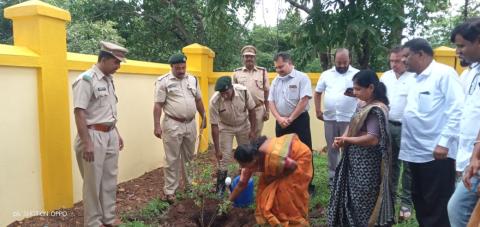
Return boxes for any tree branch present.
[285,0,311,15]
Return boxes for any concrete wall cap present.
[4,0,71,22]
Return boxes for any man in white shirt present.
[447,18,480,227]
[399,38,464,227]
[380,46,416,219]
[314,48,359,183]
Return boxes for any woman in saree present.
[327,70,395,227]
[229,134,313,226]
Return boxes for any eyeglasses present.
[468,71,480,95]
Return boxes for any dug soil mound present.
[164,198,256,227]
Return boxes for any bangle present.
[474,140,480,146]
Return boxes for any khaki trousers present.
[254,105,266,137]
[162,116,196,195]
[218,123,250,171]
[324,120,349,179]
[75,129,119,227]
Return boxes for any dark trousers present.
[408,158,456,227]
[389,122,413,208]
[275,111,313,183]
[275,111,312,150]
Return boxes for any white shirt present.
[399,60,464,163]
[460,64,474,93]
[315,66,359,122]
[380,70,416,122]
[457,63,480,171]
[268,69,312,117]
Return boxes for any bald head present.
[335,48,350,58]
[334,48,350,74]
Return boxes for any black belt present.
[389,120,402,126]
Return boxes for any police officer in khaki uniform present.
[73,41,127,227]
[153,53,206,203]
[209,76,256,194]
[232,45,270,137]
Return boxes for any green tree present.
[0,0,256,71]
[246,9,323,72]
[421,1,480,48]
[284,0,449,71]
[67,20,125,54]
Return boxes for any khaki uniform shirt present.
[154,72,201,120]
[209,84,255,127]
[72,65,118,125]
[232,66,269,106]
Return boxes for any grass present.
[309,152,330,226]
[309,152,419,227]
[120,198,170,227]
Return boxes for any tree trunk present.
[464,0,469,20]
[320,52,330,71]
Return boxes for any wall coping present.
[4,0,71,21]
[0,44,40,67]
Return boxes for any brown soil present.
[7,150,257,227]
[8,167,166,227]
[162,199,256,227]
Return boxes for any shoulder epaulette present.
[156,73,170,82]
[211,91,221,103]
[187,74,198,88]
[256,66,266,71]
[234,67,243,72]
[233,84,247,90]
[81,71,93,81]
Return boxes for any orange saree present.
[255,134,313,226]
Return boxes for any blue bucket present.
[229,175,254,208]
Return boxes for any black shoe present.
[308,184,316,196]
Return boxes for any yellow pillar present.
[5,0,73,210]
[183,43,215,153]
[434,46,464,74]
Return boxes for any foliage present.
[247,9,323,72]
[309,151,329,226]
[184,155,233,227]
[119,221,149,227]
[421,1,480,48]
[67,20,125,54]
[217,199,232,216]
[0,0,255,71]
[286,0,449,71]
[120,197,170,226]
[140,198,170,218]
[0,0,468,73]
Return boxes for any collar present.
[168,72,188,80]
[329,65,353,75]
[470,62,480,70]
[417,60,435,78]
[233,88,240,97]
[92,64,107,80]
[220,88,237,101]
[390,70,412,79]
[282,68,296,78]
[242,66,258,72]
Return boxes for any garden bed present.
[9,150,330,227]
